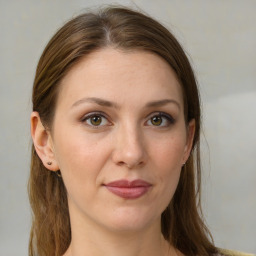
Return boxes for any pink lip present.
[104,179,152,199]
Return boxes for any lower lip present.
[105,186,151,199]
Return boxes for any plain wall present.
[0,0,255,255]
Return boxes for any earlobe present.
[183,119,196,163]
[30,112,59,171]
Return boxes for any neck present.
[63,213,176,256]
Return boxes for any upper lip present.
[104,179,152,188]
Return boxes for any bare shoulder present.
[217,248,256,256]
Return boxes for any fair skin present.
[31,48,195,256]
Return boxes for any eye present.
[146,112,175,127]
[82,112,110,127]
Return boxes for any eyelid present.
[80,111,175,128]
[81,111,112,128]
[81,111,105,119]
[145,111,175,126]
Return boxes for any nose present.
[111,124,147,169]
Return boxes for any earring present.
[47,161,52,165]
[56,170,62,177]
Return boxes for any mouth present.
[104,179,152,199]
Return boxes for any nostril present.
[137,161,145,167]
[117,161,125,166]
[115,159,145,169]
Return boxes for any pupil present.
[91,116,101,125]
[152,116,162,126]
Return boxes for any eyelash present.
[81,111,175,129]
[146,112,175,127]
[81,112,111,129]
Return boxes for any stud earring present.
[47,161,52,165]
[56,170,62,177]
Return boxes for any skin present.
[31,48,195,256]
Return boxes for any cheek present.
[52,127,111,188]
[148,133,186,200]
[54,125,107,165]
[150,133,186,171]
[53,132,112,211]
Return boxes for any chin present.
[100,206,160,233]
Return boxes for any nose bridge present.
[112,120,146,168]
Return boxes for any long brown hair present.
[29,6,218,256]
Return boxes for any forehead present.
[57,47,184,110]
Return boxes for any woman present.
[28,6,250,256]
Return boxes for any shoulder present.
[216,248,255,256]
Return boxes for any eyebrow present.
[71,97,180,110]
[145,99,180,109]
[72,97,119,109]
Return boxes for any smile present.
[104,179,152,199]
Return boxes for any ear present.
[183,119,196,164]
[30,111,59,171]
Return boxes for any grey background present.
[0,0,255,255]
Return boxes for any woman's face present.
[48,48,194,233]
